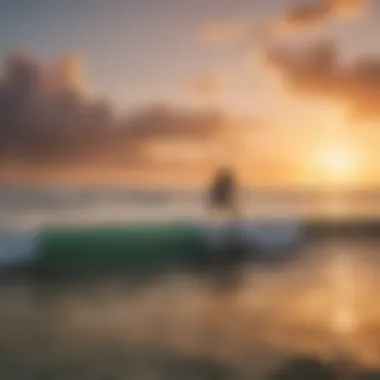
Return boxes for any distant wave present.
[2,187,380,231]
[0,231,37,266]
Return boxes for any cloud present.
[125,104,227,144]
[271,0,367,35]
[0,52,116,162]
[265,39,380,121]
[261,0,377,121]
[43,54,87,94]
[198,20,251,45]
[0,53,229,166]
[190,73,223,99]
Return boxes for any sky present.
[1,0,380,187]
[0,0,376,114]
[0,0,281,115]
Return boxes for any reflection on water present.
[2,241,380,378]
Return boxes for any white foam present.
[0,232,37,267]
[200,219,302,256]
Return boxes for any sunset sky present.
[1,0,380,188]
[0,0,376,114]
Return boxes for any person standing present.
[204,166,246,292]
[208,166,239,219]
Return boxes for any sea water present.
[2,185,380,261]
[0,186,307,267]
[1,186,380,379]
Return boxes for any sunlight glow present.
[313,143,360,187]
[319,145,355,175]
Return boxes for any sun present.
[312,143,360,187]
[319,145,355,175]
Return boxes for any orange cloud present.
[261,1,376,122]
[270,0,367,36]
[0,53,231,168]
[265,39,380,122]
[56,54,85,89]
[198,20,250,45]
[40,54,88,95]
[190,73,223,99]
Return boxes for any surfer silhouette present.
[208,166,238,218]
[204,166,246,292]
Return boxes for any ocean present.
[1,186,380,379]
